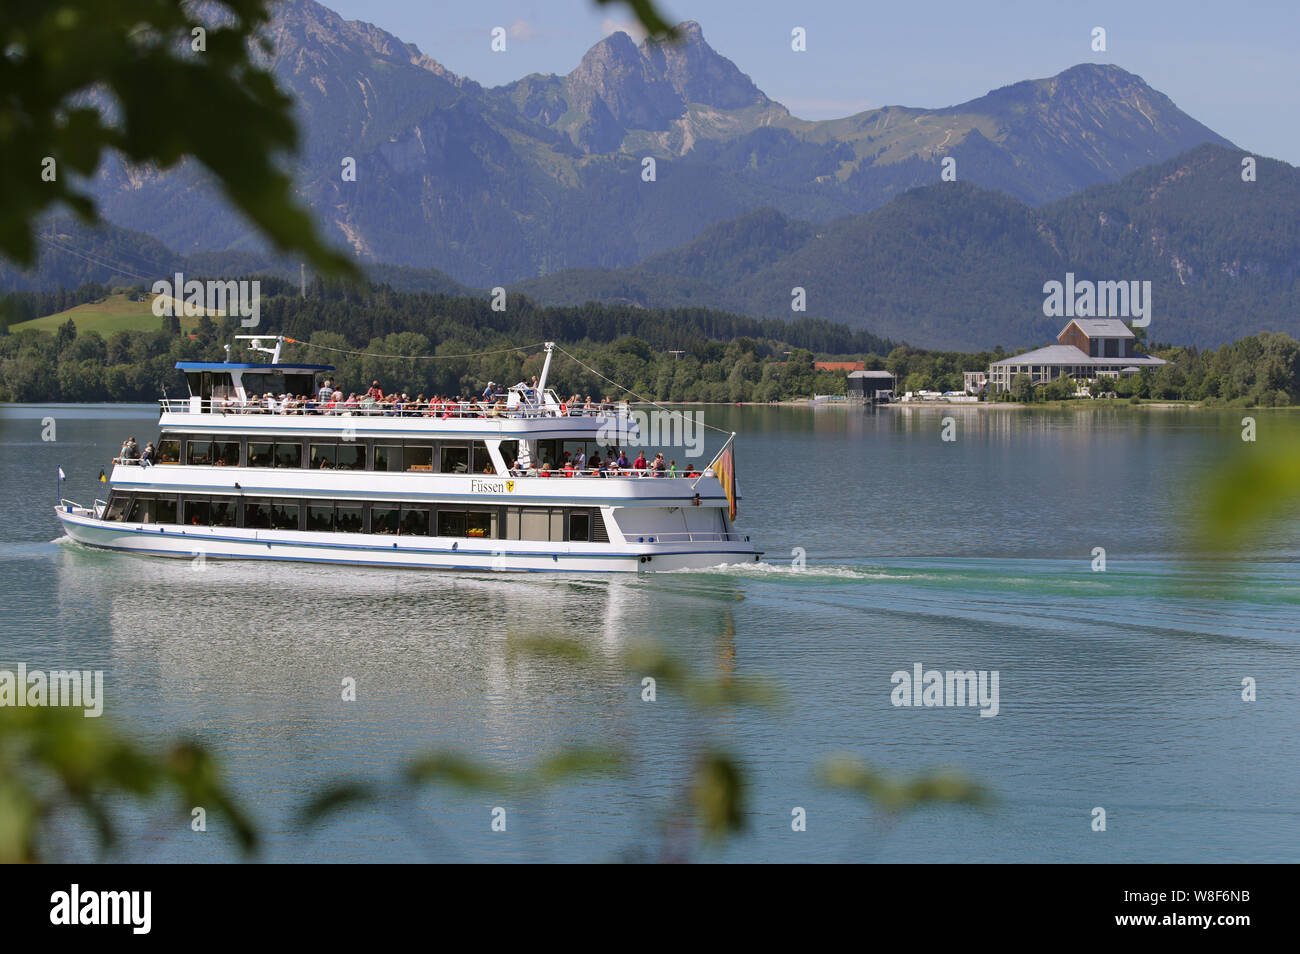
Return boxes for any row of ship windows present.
[150,438,514,474]
[101,493,607,543]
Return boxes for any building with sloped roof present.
[987,319,1165,393]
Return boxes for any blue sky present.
[323,0,1300,164]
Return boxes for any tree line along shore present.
[1,280,1297,408]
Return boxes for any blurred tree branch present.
[0,0,357,276]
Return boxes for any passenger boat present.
[55,338,760,572]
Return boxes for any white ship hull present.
[54,506,757,573]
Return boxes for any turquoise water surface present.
[2,403,1297,862]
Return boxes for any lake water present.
[2,403,1298,862]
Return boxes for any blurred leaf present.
[533,746,626,784]
[595,0,678,38]
[685,675,784,711]
[402,752,511,792]
[693,750,746,839]
[0,707,257,861]
[0,0,357,277]
[821,755,989,815]
[507,635,593,664]
[1195,440,1300,551]
[296,781,379,827]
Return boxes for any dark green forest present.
[0,279,891,403]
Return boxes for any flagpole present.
[691,432,735,491]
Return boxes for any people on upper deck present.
[366,380,384,401]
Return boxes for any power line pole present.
[300,263,306,299]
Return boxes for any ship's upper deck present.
[166,339,636,440]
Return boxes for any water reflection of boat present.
[58,546,742,718]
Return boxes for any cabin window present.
[312,442,366,470]
[569,511,590,542]
[155,496,178,524]
[405,445,433,472]
[499,440,520,471]
[183,498,211,526]
[243,498,272,529]
[211,498,237,527]
[504,507,568,541]
[309,444,337,470]
[435,509,496,538]
[371,505,400,535]
[274,442,302,468]
[374,444,402,472]
[400,506,430,535]
[439,444,469,474]
[104,493,129,521]
[337,506,363,533]
[307,502,362,533]
[212,441,239,466]
[436,510,465,537]
[306,503,334,532]
[337,444,366,471]
[157,440,181,464]
[245,442,301,467]
[270,500,299,531]
[536,440,561,470]
[186,440,213,465]
[123,495,181,525]
[472,441,495,474]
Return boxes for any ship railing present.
[628,531,751,543]
[511,468,712,479]
[108,457,713,479]
[58,497,99,517]
[158,397,627,421]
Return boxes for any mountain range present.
[81,0,1234,288]
[512,144,1300,349]
[13,0,1296,350]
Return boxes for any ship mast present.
[535,342,555,400]
[234,335,285,364]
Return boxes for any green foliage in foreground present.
[0,0,354,278]
[0,706,255,863]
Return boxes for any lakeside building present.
[987,319,1166,394]
[847,370,895,402]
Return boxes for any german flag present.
[711,434,737,520]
